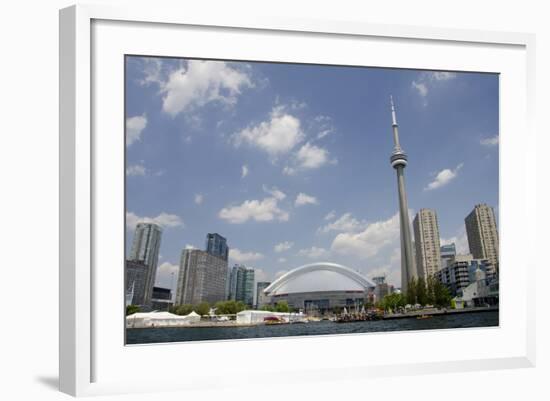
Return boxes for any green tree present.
[416,277,428,305]
[380,293,406,312]
[195,302,210,316]
[126,304,140,316]
[171,304,193,315]
[260,304,274,312]
[426,275,436,305]
[274,301,290,313]
[433,280,452,307]
[406,277,417,305]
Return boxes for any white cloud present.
[126,212,183,229]
[160,60,254,116]
[126,164,147,176]
[154,262,179,293]
[441,227,470,255]
[274,270,288,279]
[218,196,289,224]
[295,193,318,207]
[318,213,367,234]
[194,193,204,205]
[126,114,147,146]
[411,71,457,102]
[296,142,331,169]
[430,71,457,81]
[313,115,335,139]
[324,210,337,221]
[331,212,400,260]
[229,248,264,263]
[241,164,249,178]
[278,257,287,263]
[411,81,428,97]
[283,142,334,175]
[274,241,294,253]
[480,135,499,146]
[298,246,330,260]
[262,185,286,201]
[425,163,463,191]
[184,244,197,250]
[254,268,270,283]
[233,106,305,156]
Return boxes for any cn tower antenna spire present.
[390,95,398,127]
[388,96,416,293]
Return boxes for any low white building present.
[236,310,305,325]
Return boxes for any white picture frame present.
[59,3,536,397]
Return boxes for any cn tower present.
[389,96,416,293]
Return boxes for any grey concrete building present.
[125,260,148,306]
[256,281,271,308]
[175,249,228,305]
[413,209,442,279]
[128,222,162,305]
[388,96,416,292]
[465,204,499,270]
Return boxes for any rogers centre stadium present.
[263,262,376,313]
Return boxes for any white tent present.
[126,311,201,328]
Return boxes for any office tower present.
[125,260,148,306]
[388,96,415,292]
[465,204,499,269]
[205,233,229,261]
[175,248,228,305]
[440,243,456,268]
[228,264,255,306]
[413,209,442,279]
[256,281,271,308]
[128,222,162,305]
[228,264,243,301]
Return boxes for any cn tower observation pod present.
[262,263,375,312]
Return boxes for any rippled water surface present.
[126,310,498,345]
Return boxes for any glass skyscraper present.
[128,222,162,305]
[228,264,255,306]
[205,233,229,261]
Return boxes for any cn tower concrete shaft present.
[389,96,416,293]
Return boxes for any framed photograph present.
[60,4,536,397]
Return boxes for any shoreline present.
[382,306,499,320]
[126,306,498,329]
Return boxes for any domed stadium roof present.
[264,262,374,295]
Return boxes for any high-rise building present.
[125,260,148,306]
[388,96,415,293]
[175,248,228,305]
[256,281,271,308]
[465,204,499,269]
[128,222,162,305]
[205,233,229,261]
[413,209,442,279]
[440,243,456,268]
[228,264,255,306]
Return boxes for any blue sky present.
[125,56,499,292]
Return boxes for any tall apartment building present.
[413,209,442,279]
[465,204,499,270]
[228,264,255,306]
[128,222,162,305]
[175,248,228,305]
[205,233,229,261]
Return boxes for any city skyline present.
[125,56,499,293]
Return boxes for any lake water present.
[126,310,498,345]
